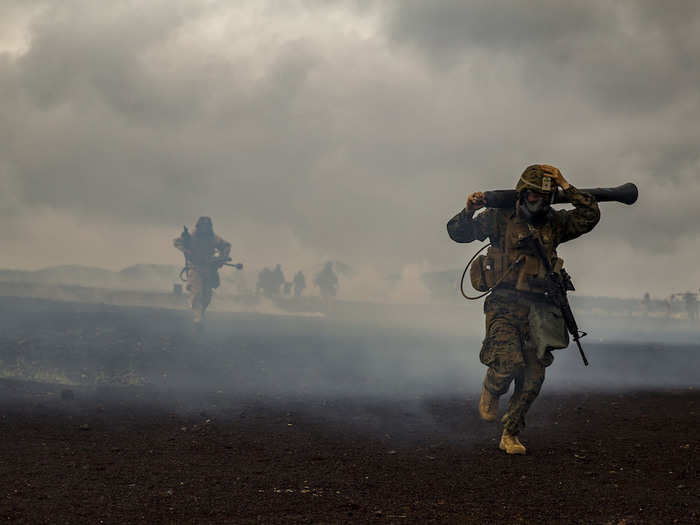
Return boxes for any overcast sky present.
[1,0,699,298]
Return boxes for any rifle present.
[523,232,589,366]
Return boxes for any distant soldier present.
[256,267,271,296]
[682,292,699,322]
[641,292,651,317]
[663,298,672,319]
[174,217,233,324]
[314,262,338,299]
[270,264,285,296]
[293,270,306,297]
[283,281,293,295]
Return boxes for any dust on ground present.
[0,297,698,523]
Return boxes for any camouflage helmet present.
[516,164,558,194]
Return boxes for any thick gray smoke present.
[0,1,699,298]
[1,297,697,409]
[0,3,698,422]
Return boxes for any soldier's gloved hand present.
[541,164,570,190]
[466,191,486,211]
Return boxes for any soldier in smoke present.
[447,165,600,454]
[314,262,339,299]
[256,265,286,297]
[641,292,651,318]
[256,267,271,296]
[663,297,672,319]
[293,270,306,297]
[682,292,699,322]
[271,264,285,295]
[173,217,232,324]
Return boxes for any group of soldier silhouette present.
[173,218,340,324]
[253,262,338,300]
[256,265,303,298]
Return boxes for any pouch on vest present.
[470,253,505,291]
[469,254,489,292]
[528,301,569,361]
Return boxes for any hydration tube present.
[459,243,492,300]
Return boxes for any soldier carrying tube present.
[447,164,637,455]
[173,216,242,326]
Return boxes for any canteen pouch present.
[470,254,490,292]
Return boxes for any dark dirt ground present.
[0,297,698,524]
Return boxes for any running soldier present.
[174,217,232,324]
[447,165,600,454]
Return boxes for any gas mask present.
[519,190,553,223]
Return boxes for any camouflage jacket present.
[447,186,600,250]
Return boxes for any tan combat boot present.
[478,385,499,422]
[499,430,526,455]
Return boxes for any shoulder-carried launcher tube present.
[483,182,638,209]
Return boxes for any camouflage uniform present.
[314,262,339,299]
[447,167,600,436]
[174,218,231,322]
[481,290,550,434]
[682,292,699,322]
[293,270,306,297]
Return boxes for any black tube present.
[483,182,638,209]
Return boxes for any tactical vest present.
[470,214,564,294]
[188,234,220,266]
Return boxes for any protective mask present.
[519,192,551,222]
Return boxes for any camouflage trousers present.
[185,267,219,320]
[480,291,553,435]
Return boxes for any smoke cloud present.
[1,1,699,299]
